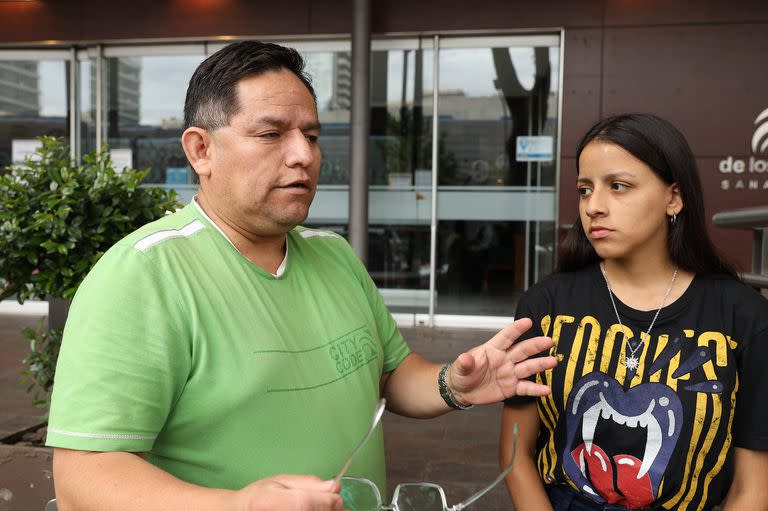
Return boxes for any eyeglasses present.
[335,398,519,511]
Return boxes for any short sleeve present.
[46,244,191,452]
[733,323,768,451]
[344,243,410,373]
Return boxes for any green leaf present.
[2,137,179,408]
[57,205,71,219]
[41,240,58,251]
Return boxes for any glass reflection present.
[79,59,97,156]
[302,47,435,312]
[79,39,559,315]
[434,46,558,187]
[367,48,433,311]
[105,54,204,202]
[0,59,68,168]
[370,48,432,187]
[435,44,559,314]
[306,51,352,186]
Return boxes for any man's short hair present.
[183,41,316,131]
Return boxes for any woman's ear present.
[181,127,213,179]
[667,183,683,216]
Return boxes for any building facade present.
[1,0,766,325]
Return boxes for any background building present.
[0,61,38,115]
[1,0,766,325]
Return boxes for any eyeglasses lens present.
[341,478,381,511]
[394,484,445,511]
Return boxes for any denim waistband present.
[546,484,661,511]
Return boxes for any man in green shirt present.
[47,41,557,511]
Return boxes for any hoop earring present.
[670,213,677,225]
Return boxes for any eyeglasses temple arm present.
[333,398,387,486]
[451,423,518,511]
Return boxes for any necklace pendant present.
[625,356,640,371]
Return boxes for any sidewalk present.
[0,314,514,509]
[384,326,513,510]
[0,314,46,439]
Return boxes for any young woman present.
[500,113,768,511]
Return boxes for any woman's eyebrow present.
[577,171,636,183]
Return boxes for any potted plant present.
[0,136,179,509]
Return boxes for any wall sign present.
[109,148,133,173]
[11,139,43,164]
[718,107,768,191]
[515,136,553,162]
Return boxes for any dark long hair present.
[557,113,738,279]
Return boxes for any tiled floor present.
[0,315,516,510]
[383,326,514,510]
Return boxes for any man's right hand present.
[52,448,345,511]
[235,475,343,511]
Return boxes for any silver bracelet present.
[438,363,473,410]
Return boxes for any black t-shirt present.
[506,264,768,511]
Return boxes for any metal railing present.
[712,206,768,289]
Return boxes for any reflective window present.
[435,42,559,315]
[104,53,205,202]
[302,37,561,317]
[306,50,352,185]
[304,44,435,313]
[367,47,434,312]
[0,57,69,168]
[0,35,561,321]
[301,49,353,290]
[79,58,97,156]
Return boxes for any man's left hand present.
[447,317,556,405]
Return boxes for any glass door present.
[299,38,435,314]
[367,39,434,313]
[433,35,560,317]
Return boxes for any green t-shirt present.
[47,202,410,492]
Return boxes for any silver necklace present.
[600,263,678,372]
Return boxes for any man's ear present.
[181,127,213,179]
[667,183,684,216]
